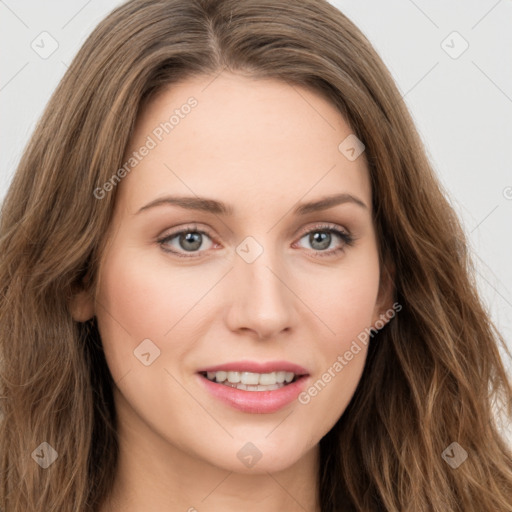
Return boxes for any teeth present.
[220,382,282,391]
[241,372,260,385]
[227,371,241,383]
[215,370,227,382]
[259,373,275,385]
[205,370,297,386]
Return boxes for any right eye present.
[157,225,217,258]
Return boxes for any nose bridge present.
[235,234,286,300]
[227,234,294,337]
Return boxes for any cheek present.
[293,247,380,431]
[94,248,199,380]
[303,244,381,347]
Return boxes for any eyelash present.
[157,223,356,259]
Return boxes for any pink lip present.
[197,360,309,375]
[196,360,310,414]
[197,373,310,414]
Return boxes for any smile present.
[201,370,297,391]
[196,362,310,413]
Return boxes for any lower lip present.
[197,374,309,413]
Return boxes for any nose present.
[224,244,296,340]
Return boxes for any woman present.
[1,0,511,510]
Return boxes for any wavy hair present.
[1,0,511,510]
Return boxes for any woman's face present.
[74,71,392,474]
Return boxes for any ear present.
[370,259,397,330]
[68,275,95,323]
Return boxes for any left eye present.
[295,227,353,254]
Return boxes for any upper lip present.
[197,360,309,375]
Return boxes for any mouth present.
[196,363,310,413]
[198,370,302,392]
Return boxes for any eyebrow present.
[136,192,368,216]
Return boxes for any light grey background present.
[1,0,511,444]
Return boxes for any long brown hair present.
[1,0,511,510]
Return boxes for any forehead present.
[117,72,371,217]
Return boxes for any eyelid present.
[294,222,349,239]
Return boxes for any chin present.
[198,433,316,475]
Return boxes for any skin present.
[71,71,394,512]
